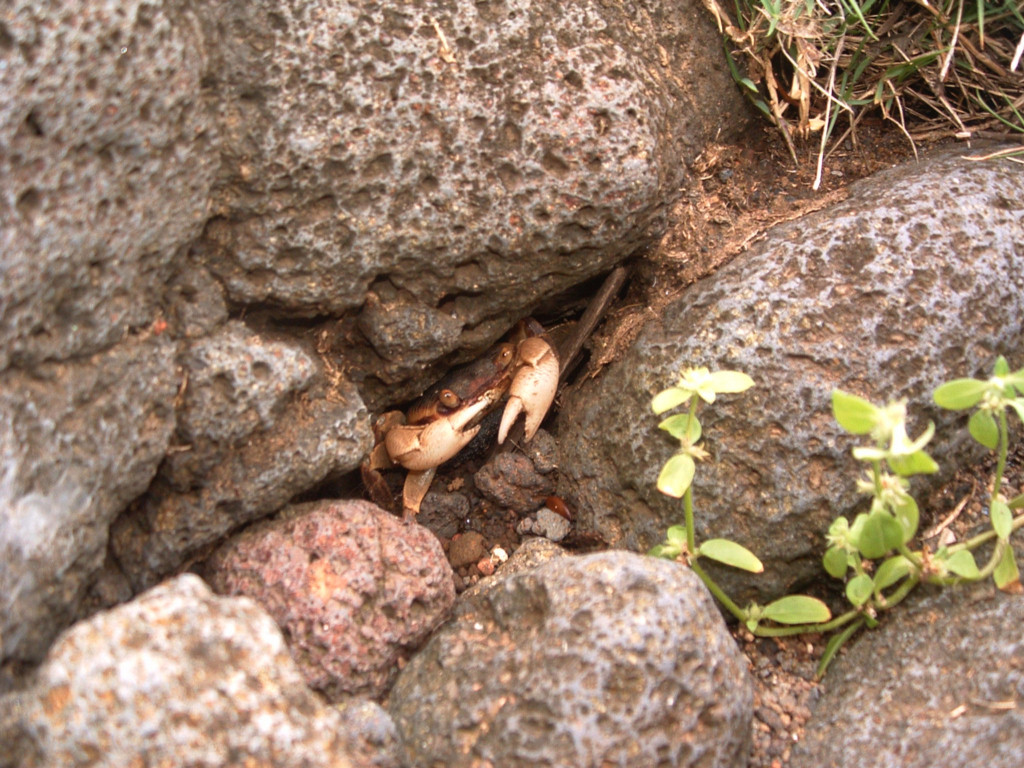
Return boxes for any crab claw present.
[498,336,559,444]
[385,393,495,472]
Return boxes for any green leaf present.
[1008,398,1024,425]
[1007,491,1024,510]
[698,539,764,573]
[968,409,999,450]
[993,544,1020,591]
[648,544,671,558]
[888,450,938,477]
[651,387,690,415]
[853,510,903,559]
[933,378,989,410]
[657,453,695,498]
[875,555,913,590]
[846,573,874,606]
[944,549,980,579]
[891,495,919,543]
[823,546,849,579]
[706,370,755,394]
[762,595,832,625]
[659,413,701,443]
[665,525,687,547]
[993,356,1010,377]
[832,390,881,434]
[991,498,1012,540]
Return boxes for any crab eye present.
[438,389,461,409]
[497,343,515,366]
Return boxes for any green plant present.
[649,358,1024,675]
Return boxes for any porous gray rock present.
[0,0,214,680]
[205,500,455,701]
[0,574,361,768]
[110,329,372,592]
[557,146,1024,602]
[388,550,753,767]
[792,579,1024,768]
[0,0,215,370]
[194,0,752,386]
[0,336,177,677]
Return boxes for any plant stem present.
[975,537,1008,581]
[948,512,1024,552]
[689,559,748,622]
[992,407,1009,499]
[684,487,697,556]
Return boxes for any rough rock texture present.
[0,0,214,679]
[0,0,215,370]
[195,0,752,392]
[0,575,361,768]
[475,451,556,513]
[334,698,405,768]
[0,336,177,674]
[558,146,1024,602]
[206,500,455,701]
[793,579,1024,768]
[110,329,372,592]
[388,551,753,767]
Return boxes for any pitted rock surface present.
[557,146,1024,602]
[195,0,751,386]
[388,550,752,767]
[0,574,361,768]
[206,500,455,701]
[793,579,1024,768]
[0,0,215,370]
[0,335,177,673]
[109,331,371,592]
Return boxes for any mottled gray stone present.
[557,146,1024,602]
[0,336,177,676]
[334,698,404,768]
[793,579,1024,768]
[206,500,455,701]
[0,0,215,370]
[0,574,361,768]
[388,551,752,767]
[193,0,751,385]
[110,360,372,591]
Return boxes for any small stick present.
[557,265,628,378]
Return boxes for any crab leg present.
[498,335,559,444]
[401,468,436,520]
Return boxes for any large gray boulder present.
[0,0,215,369]
[0,574,369,768]
[557,146,1024,601]
[793,579,1024,768]
[0,337,178,678]
[0,0,214,677]
[195,0,752,393]
[388,550,753,767]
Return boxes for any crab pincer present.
[497,335,559,444]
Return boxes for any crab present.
[362,320,560,519]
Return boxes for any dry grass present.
[702,0,1024,186]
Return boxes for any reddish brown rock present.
[206,499,455,700]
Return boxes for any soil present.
[382,122,1014,766]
